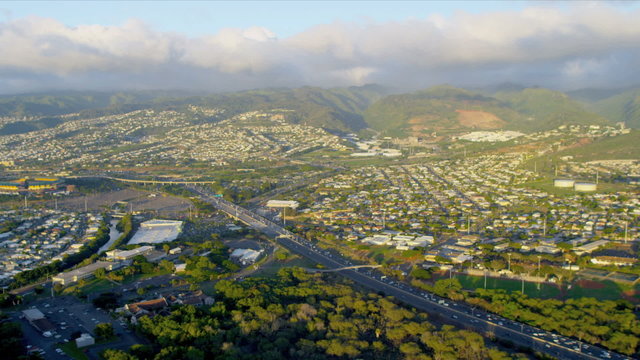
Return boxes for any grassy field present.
[454,274,561,298]
[452,274,640,302]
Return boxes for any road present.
[189,185,628,360]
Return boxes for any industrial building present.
[128,219,183,245]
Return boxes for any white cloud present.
[1,5,640,92]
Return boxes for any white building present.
[230,248,262,265]
[76,333,95,348]
[128,219,183,245]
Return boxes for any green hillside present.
[0,86,388,133]
[586,89,640,128]
[554,129,640,161]
[0,91,190,118]
[493,88,610,132]
[363,85,607,135]
[363,85,523,135]
[192,85,387,131]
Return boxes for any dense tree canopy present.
[103,268,519,360]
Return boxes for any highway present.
[189,185,627,360]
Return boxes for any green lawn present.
[59,342,89,360]
[565,280,632,301]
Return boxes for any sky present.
[1,1,640,94]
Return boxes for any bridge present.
[69,175,218,185]
[302,265,381,273]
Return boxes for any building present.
[76,333,95,348]
[128,219,183,245]
[265,200,299,209]
[105,246,154,261]
[52,261,122,285]
[573,240,609,255]
[230,248,263,265]
[22,308,56,334]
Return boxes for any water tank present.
[574,182,597,192]
[553,179,575,188]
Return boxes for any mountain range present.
[1,84,639,136]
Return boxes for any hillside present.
[0,86,388,133]
[0,91,191,118]
[492,88,610,132]
[585,89,640,129]
[554,129,640,161]
[190,85,387,131]
[363,85,524,135]
[363,85,609,135]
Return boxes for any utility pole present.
[508,253,511,272]
[543,216,547,237]
[24,195,27,209]
[382,209,386,229]
[521,276,525,295]
[534,161,537,174]
[54,198,58,211]
[84,197,88,212]
[467,216,471,235]
[596,170,599,185]
[624,221,628,244]
[537,256,542,290]
[484,270,487,289]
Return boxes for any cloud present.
[1,5,640,93]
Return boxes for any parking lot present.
[9,295,143,359]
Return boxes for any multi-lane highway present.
[189,186,628,360]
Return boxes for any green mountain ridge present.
[4,84,640,136]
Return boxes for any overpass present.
[69,175,218,185]
[302,265,381,273]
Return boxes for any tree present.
[95,322,115,340]
[94,267,107,279]
[101,349,137,360]
[163,244,171,255]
